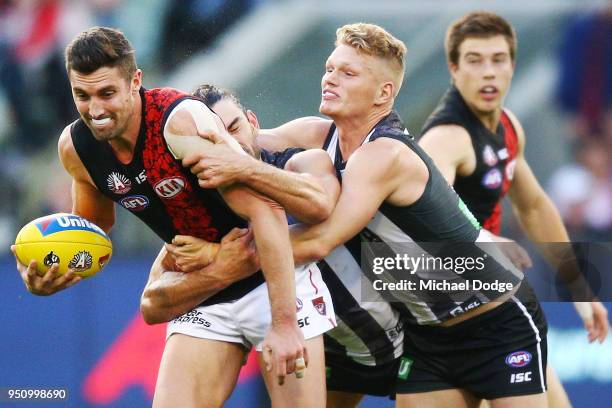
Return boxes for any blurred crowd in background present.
[0,0,610,251]
[549,2,612,241]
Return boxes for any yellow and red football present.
[14,213,113,277]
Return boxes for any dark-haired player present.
[144,84,339,407]
[418,11,609,408]
[10,26,337,407]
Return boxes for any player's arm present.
[506,118,570,244]
[140,228,257,324]
[290,139,423,264]
[58,126,116,232]
[222,186,306,378]
[164,101,305,382]
[505,109,608,342]
[257,116,332,151]
[282,149,340,222]
[418,124,476,185]
[148,149,340,306]
[184,148,340,224]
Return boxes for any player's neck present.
[334,108,391,161]
[109,96,143,164]
[473,108,502,134]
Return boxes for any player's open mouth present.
[91,117,111,127]
[479,86,498,100]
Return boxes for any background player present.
[417,11,609,407]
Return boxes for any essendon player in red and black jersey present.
[419,11,608,408]
[10,26,310,392]
[421,85,518,234]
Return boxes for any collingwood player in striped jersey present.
[182,24,547,408]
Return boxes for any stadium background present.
[1,0,611,406]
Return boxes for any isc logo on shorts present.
[510,371,532,383]
[297,317,310,328]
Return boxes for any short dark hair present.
[192,84,246,114]
[65,26,137,79]
[445,11,517,66]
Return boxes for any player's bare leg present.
[489,393,547,408]
[481,364,563,408]
[153,334,246,408]
[396,389,481,408]
[326,391,364,408]
[259,335,326,408]
[546,365,571,408]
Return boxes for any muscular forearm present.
[515,196,574,268]
[289,222,334,265]
[250,206,297,325]
[243,160,331,224]
[516,195,570,244]
[140,269,227,325]
[516,196,595,300]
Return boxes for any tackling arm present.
[184,147,340,224]
[140,229,257,324]
[289,139,419,264]
[164,102,305,380]
[257,116,332,151]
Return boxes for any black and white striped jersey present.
[319,111,523,364]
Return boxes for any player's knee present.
[199,399,225,408]
[326,391,363,408]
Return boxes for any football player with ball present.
[10,26,340,408]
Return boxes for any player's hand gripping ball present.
[14,213,113,277]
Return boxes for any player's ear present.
[375,82,394,106]
[448,62,458,82]
[131,69,143,92]
[246,109,260,130]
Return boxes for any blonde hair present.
[336,23,407,94]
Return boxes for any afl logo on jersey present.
[154,176,186,199]
[482,168,503,189]
[107,172,132,194]
[120,195,150,211]
[482,145,498,166]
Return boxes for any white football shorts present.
[166,263,336,351]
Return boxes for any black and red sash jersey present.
[70,87,263,305]
[420,86,519,234]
